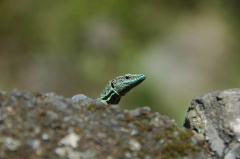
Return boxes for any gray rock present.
[27,139,40,150]
[184,88,240,158]
[2,137,21,151]
[71,94,103,107]
[72,94,88,101]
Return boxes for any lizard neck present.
[97,87,121,104]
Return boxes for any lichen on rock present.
[0,89,208,159]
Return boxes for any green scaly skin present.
[97,74,146,104]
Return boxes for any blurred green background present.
[1,1,240,124]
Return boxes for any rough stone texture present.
[0,89,209,159]
[184,88,240,158]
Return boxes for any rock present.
[2,137,21,151]
[71,93,103,107]
[184,88,240,158]
[58,132,80,148]
[0,89,209,158]
[72,94,88,101]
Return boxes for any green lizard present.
[97,74,146,104]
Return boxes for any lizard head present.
[111,74,146,96]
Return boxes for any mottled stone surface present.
[0,89,208,159]
[184,89,240,158]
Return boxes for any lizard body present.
[97,74,146,104]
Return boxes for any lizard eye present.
[111,82,115,88]
[125,76,129,79]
